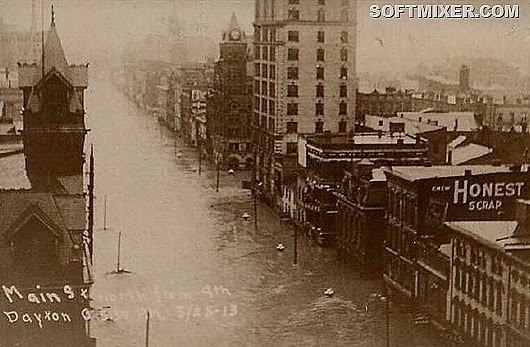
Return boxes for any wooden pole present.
[198,141,202,176]
[386,285,390,347]
[145,311,150,347]
[216,160,220,192]
[103,195,107,230]
[88,145,95,264]
[293,222,297,264]
[117,231,122,272]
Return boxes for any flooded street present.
[85,79,446,347]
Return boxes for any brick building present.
[253,0,357,207]
[383,165,530,330]
[208,14,253,169]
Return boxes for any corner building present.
[253,0,356,205]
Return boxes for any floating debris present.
[241,212,250,220]
[228,169,234,174]
[276,243,286,251]
[324,288,335,297]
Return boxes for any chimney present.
[464,169,472,176]
[514,200,530,236]
[447,150,452,165]
[397,138,404,145]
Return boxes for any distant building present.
[292,132,428,244]
[362,114,448,164]
[0,15,95,347]
[445,200,530,347]
[383,165,530,330]
[334,159,387,274]
[253,0,357,207]
[208,14,253,170]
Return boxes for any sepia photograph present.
[0,0,529,346]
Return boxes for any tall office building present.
[253,0,356,203]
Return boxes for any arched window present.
[340,48,348,62]
[340,67,348,79]
[317,9,325,22]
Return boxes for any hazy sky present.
[2,0,530,75]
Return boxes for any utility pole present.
[145,311,150,347]
[251,135,258,230]
[88,145,95,264]
[103,195,108,230]
[198,140,202,176]
[293,225,298,265]
[216,159,220,192]
[385,285,390,347]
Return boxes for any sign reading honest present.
[428,172,529,221]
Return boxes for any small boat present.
[276,243,286,251]
[241,212,250,220]
[228,169,234,174]
[324,288,334,297]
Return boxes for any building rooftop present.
[386,165,511,182]
[446,221,530,252]
[306,132,420,148]
[451,143,493,165]
[398,111,480,132]
[364,115,445,135]
[0,152,31,190]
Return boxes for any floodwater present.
[86,79,448,347]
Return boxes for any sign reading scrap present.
[428,172,529,221]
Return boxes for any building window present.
[316,84,324,97]
[261,81,267,96]
[340,66,348,79]
[316,66,324,80]
[340,48,348,61]
[262,47,268,60]
[316,102,324,116]
[262,64,268,78]
[287,103,298,115]
[315,120,324,133]
[288,48,299,61]
[254,80,260,94]
[270,47,276,61]
[269,100,275,115]
[255,45,261,59]
[340,31,349,43]
[269,65,276,79]
[288,0,299,3]
[317,9,325,21]
[261,97,267,113]
[287,67,299,80]
[286,121,298,133]
[288,8,300,20]
[269,82,275,97]
[286,142,297,154]
[317,48,325,61]
[339,101,347,115]
[317,31,325,43]
[339,120,347,133]
[340,84,347,97]
[287,84,298,97]
[288,31,299,42]
[254,63,260,77]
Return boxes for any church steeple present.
[222,13,245,42]
[18,10,89,191]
